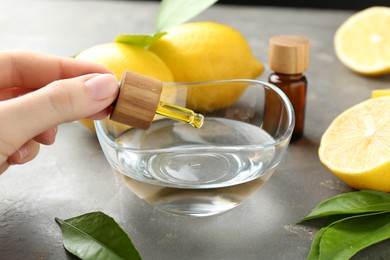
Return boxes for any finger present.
[0,73,118,156]
[87,106,113,120]
[33,127,58,145]
[0,51,111,89]
[0,87,34,101]
[0,161,9,174]
[7,139,40,165]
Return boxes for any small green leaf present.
[156,0,218,32]
[114,32,167,47]
[297,190,390,223]
[56,211,141,260]
[318,212,390,259]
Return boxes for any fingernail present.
[85,74,118,101]
[17,145,29,159]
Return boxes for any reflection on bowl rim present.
[95,79,295,151]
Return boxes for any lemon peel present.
[372,89,390,98]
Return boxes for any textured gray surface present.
[1,1,390,259]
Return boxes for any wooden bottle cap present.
[110,70,162,130]
[269,35,310,74]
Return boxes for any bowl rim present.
[95,79,295,151]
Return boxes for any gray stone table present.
[1,0,389,259]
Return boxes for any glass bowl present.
[95,79,294,217]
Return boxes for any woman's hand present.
[0,51,119,173]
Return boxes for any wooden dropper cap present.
[269,35,310,74]
[110,70,162,130]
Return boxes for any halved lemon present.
[334,6,390,76]
[319,96,390,191]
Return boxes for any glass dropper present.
[110,70,204,130]
[156,101,204,129]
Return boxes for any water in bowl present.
[113,118,277,216]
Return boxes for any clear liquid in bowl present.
[115,118,276,189]
[113,118,278,216]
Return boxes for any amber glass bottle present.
[268,35,310,141]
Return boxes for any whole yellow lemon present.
[149,22,264,111]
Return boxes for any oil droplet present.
[191,113,204,129]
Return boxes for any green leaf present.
[114,32,167,47]
[56,211,141,260]
[297,190,390,223]
[305,212,388,260]
[318,212,390,259]
[156,0,218,32]
[307,227,327,260]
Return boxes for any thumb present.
[0,73,118,155]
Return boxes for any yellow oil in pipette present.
[156,101,204,128]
